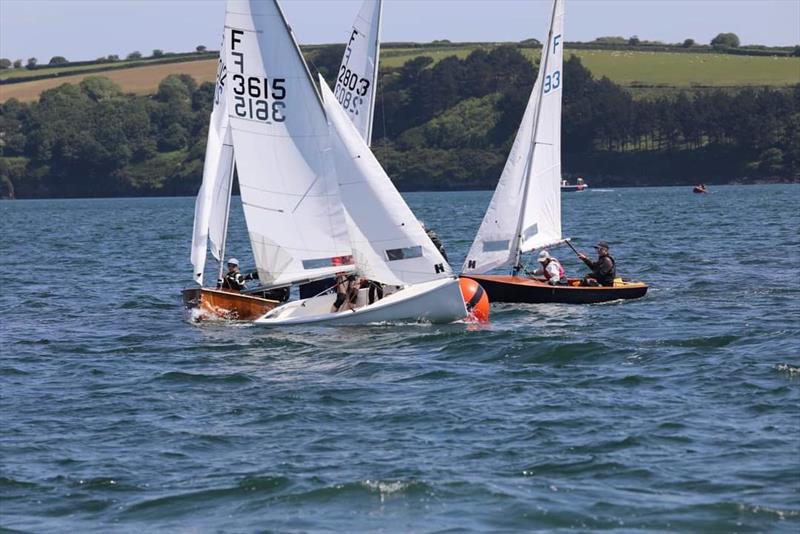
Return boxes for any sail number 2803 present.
[334,66,370,115]
[231,75,286,122]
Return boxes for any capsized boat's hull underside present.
[462,275,647,304]
[182,287,280,321]
[255,277,467,326]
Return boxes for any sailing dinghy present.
[461,0,646,304]
[221,0,470,325]
[183,32,280,320]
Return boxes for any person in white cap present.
[531,250,566,285]
[218,257,259,292]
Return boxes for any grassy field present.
[0,56,212,81]
[2,44,798,103]
[0,60,218,102]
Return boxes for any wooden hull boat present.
[182,287,279,321]
[461,275,647,304]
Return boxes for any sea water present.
[1,186,798,532]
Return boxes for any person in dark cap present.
[578,241,616,286]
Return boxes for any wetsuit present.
[581,255,616,286]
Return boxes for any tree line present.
[0,45,798,198]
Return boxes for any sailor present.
[218,258,259,292]
[578,242,616,287]
[331,273,360,313]
[420,221,449,262]
[532,250,567,285]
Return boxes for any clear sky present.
[1,0,798,62]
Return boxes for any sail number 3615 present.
[543,71,561,94]
[232,75,286,122]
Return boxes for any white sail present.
[320,77,453,287]
[224,0,354,286]
[462,0,564,275]
[207,129,233,263]
[190,35,234,285]
[334,0,382,145]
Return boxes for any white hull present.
[254,278,467,326]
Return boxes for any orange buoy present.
[459,277,490,322]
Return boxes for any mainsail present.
[334,0,382,145]
[462,0,564,275]
[224,0,354,286]
[321,78,453,287]
[190,35,234,285]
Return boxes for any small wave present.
[775,363,800,376]
[154,371,254,384]
[0,366,30,376]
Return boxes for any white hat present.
[538,250,550,263]
[227,258,240,266]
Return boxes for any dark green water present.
[1,186,799,532]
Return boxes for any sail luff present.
[365,0,383,146]
[512,0,560,272]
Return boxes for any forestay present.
[334,0,382,145]
[462,0,564,275]
[320,78,453,287]
[190,34,234,285]
[224,0,354,286]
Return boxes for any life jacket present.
[221,271,245,291]
[597,255,616,286]
[543,259,566,281]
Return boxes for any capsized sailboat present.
[461,0,646,304]
[222,0,471,325]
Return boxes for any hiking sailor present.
[419,221,448,262]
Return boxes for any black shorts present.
[333,292,347,309]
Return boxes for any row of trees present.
[0,46,209,71]
[0,46,797,198]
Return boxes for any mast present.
[512,0,559,275]
[365,0,383,147]
[216,155,236,284]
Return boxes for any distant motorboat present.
[693,184,708,194]
[561,177,588,192]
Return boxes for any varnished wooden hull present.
[462,275,647,304]
[182,287,279,321]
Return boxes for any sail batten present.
[462,0,564,274]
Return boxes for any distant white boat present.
[561,177,588,192]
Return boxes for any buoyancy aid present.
[543,259,566,282]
